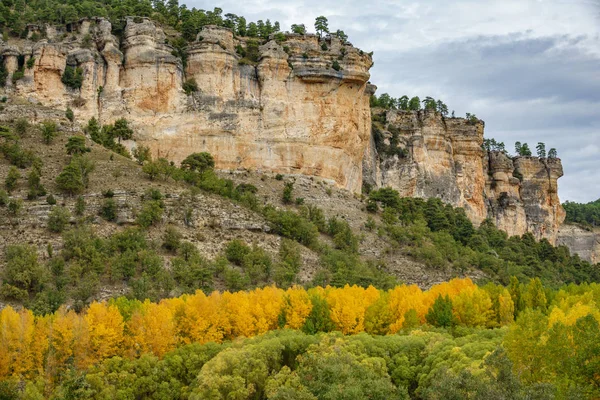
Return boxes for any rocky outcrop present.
[1,18,373,193]
[1,18,572,245]
[366,109,565,243]
[557,225,600,264]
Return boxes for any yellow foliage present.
[0,307,38,378]
[284,286,313,329]
[82,302,125,366]
[325,285,380,334]
[128,300,176,357]
[548,293,600,327]
[452,286,494,327]
[388,285,426,332]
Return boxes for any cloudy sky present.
[186,0,600,203]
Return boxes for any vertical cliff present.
[557,225,600,264]
[0,17,572,245]
[1,18,374,193]
[365,109,565,243]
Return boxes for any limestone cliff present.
[0,17,374,193]
[365,109,565,243]
[557,225,600,264]
[0,17,571,245]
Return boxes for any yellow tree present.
[284,286,312,330]
[127,300,176,357]
[81,302,124,366]
[251,287,285,335]
[0,307,38,378]
[388,284,426,332]
[46,308,78,380]
[326,285,379,334]
[452,286,494,327]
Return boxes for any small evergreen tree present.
[65,136,90,155]
[536,142,546,158]
[314,16,329,38]
[40,120,58,144]
[5,166,20,193]
[426,294,455,327]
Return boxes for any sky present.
[185,0,600,203]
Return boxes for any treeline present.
[366,188,600,285]
[0,0,280,42]
[1,279,600,398]
[564,198,600,228]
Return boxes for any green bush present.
[14,118,29,136]
[2,244,46,295]
[0,189,8,206]
[99,198,118,222]
[136,200,164,228]
[225,239,251,266]
[46,194,57,205]
[162,226,182,252]
[40,120,58,144]
[282,181,294,204]
[4,166,20,193]
[65,136,90,155]
[61,65,84,89]
[47,206,71,233]
[182,78,199,94]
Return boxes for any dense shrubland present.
[366,188,599,286]
[1,278,600,399]
[564,198,600,228]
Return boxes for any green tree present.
[47,206,71,233]
[314,16,328,38]
[55,160,84,195]
[65,107,74,123]
[40,120,58,144]
[181,152,215,173]
[109,118,134,143]
[291,24,306,34]
[65,136,90,155]
[408,96,421,111]
[548,148,558,159]
[536,142,546,158]
[426,294,455,327]
[5,166,20,193]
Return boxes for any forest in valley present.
[1,278,600,399]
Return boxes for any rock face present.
[1,17,572,246]
[365,109,565,243]
[557,225,600,264]
[1,18,374,193]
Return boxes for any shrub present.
[47,206,71,233]
[282,182,294,204]
[75,195,85,216]
[2,244,46,295]
[136,200,164,228]
[40,120,58,144]
[332,60,341,71]
[55,160,84,195]
[46,194,57,205]
[162,226,182,252]
[225,240,251,266]
[181,152,215,173]
[11,69,24,84]
[275,174,284,181]
[182,78,199,95]
[0,189,8,206]
[26,57,35,69]
[7,199,22,216]
[61,65,83,89]
[133,145,151,165]
[65,136,90,155]
[65,107,74,123]
[5,166,20,193]
[27,168,46,199]
[14,118,29,136]
[99,198,118,222]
